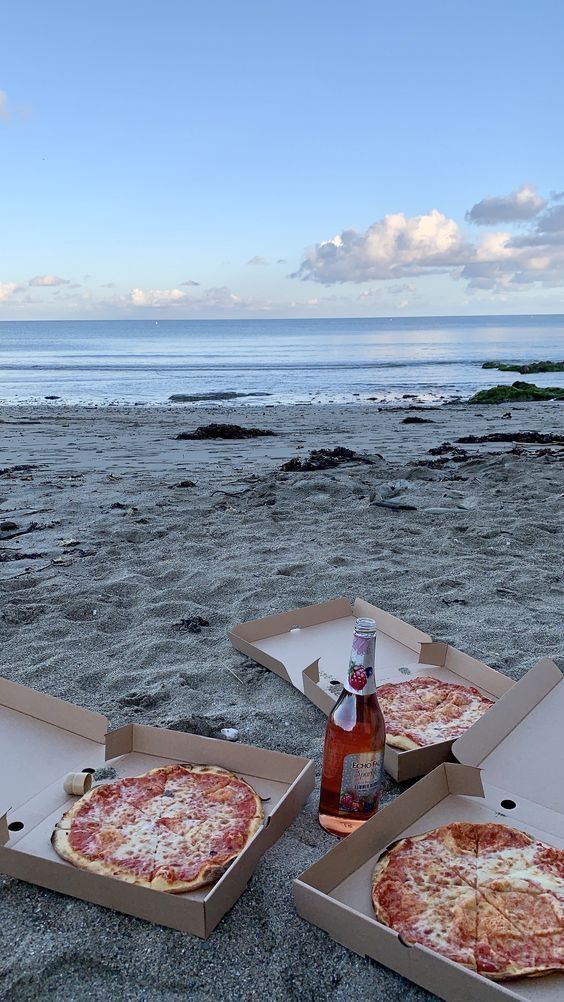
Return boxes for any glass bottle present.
[318,617,386,837]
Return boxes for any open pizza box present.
[293,656,564,1002]
[229,597,514,781]
[0,674,315,938]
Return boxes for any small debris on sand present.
[176,423,276,440]
[171,615,210,633]
[280,447,372,471]
[457,431,564,446]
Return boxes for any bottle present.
[318,617,386,837]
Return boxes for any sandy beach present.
[1,400,563,1002]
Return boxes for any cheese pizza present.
[376,676,494,749]
[52,764,263,892]
[372,821,564,980]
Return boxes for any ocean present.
[1,315,563,406]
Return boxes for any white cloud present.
[130,287,187,307]
[247,255,269,266]
[466,185,546,225]
[29,274,70,287]
[0,91,9,123]
[461,227,564,291]
[293,210,469,284]
[0,281,19,301]
[294,188,564,295]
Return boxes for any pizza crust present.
[384,733,421,751]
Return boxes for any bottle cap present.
[63,772,93,796]
[354,617,377,634]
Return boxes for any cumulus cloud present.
[247,255,269,266]
[466,185,546,225]
[180,279,200,286]
[28,274,70,287]
[0,281,19,301]
[293,210,469,284]
[293,186,564,294]
[460,224,564,290]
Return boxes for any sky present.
[1,0,564,320]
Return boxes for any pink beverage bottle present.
[318,617,386,837]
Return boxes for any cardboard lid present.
[453,657,564,812]
[230,597,431,692]
[0,676,107,816]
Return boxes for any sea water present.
[0,315,563,406]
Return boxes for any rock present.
[169,392,271,403]
[0,521,18,531]
[501,411,512,419]
[469,382,564,404]
[401,416,434,424]
[220,728,239,742]
[176,423,276,440]
[168,480,196,489]
[482,360,564,374]
[44,395,60,400]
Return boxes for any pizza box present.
[0,674,315,938]
[293,657,564,1001]
[229,597,514,781]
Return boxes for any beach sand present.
[1,400,563,1001]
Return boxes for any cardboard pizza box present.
[0,675,315,938]
[293,657,564,1002]
[229,597,513,781]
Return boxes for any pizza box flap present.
[453,657,564,811]
[0,675,107,816]
[229,597,431,692]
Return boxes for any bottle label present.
[338,751,384,815]
[344,632,377,695]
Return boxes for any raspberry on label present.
[349,668,367,691]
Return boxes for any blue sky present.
[1,0,564,319]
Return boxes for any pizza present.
[372,821,564,980]
[376,676,494,749]
[52,764,263,892]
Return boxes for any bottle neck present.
[344,631,377,695]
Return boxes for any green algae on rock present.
[469,381,564,404]
[482,360,564,374]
